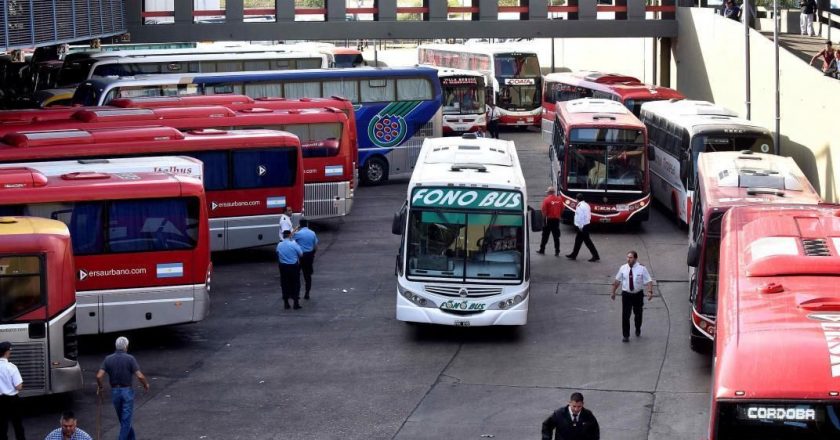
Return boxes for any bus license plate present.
[599,217,611,223]
[516,120,527,125]
[616,204,629,211]
[454,320,471,327]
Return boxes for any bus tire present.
[362,156,388,185]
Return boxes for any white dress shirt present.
[0,358,22,395]
[615,263,653,293]
[488,106,501,121]
[278,214,293,238]
[574,200,592,229]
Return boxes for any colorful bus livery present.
[71,67,443,185]
[0,169,211,335]
[0,217,83,396]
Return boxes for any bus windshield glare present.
[406,210,524,281]
[692,133,774,156]
[0,255,44,322]
[442,84,485,115]
[716,402,840,439]
[567,128,646,191]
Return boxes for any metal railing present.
[1,0,126,51]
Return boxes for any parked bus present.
[8,156,204,181]
[686,151,822,350]
[391,134,539,326]
[708,203,840,439]
[331,48,365,68]
[418,44,541,127]
[641,99,775,225]
[0,106,352,220]
[71,67,443,184]
[550,98,651,225]
[0,169,211,335]
[541,71,684,144]
[431,67,488,136]
[0,127,303,251]
[1,217,83,396]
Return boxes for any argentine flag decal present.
[267,196,286,209]
[157,263,184,278]
[324,165,343,177]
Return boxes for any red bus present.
[1,216,83,396]
[550,98,651,224]
[541,71,684,144]
[0,106,352,220]
[0,127,303,251]
[0,169,211,335]
[686,151,822,350]
[709,203,840,439]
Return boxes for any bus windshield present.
[567,128,646,191]
[406,209,524,282]
[442,84,485,115]
[0,255,44,322]
[716,402,840,439]
[691,132,774,157]
[498,84,540,111]
[494,54,541,77]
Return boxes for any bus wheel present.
[363,157,388,185]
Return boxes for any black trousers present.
[278,262,301,301]
[488,119,500,139]
[569,225,599,259]
[0,394,25,440]
[300,250,316,294]
[621,291,645,338]
[539,218,561,254]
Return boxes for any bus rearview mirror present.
[687,243,700,268]
[648,145,656,161]
[392,211,404,235]
[529,206,544,232]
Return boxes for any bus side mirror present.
[529,206,544,232]
[687,243,700,268]
[648,145,656,161]
[392,212,403,235]
[680,157,689,185]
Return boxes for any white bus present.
[8,156,204,181]
[418,43,541,127]
[430,66,488,136]
[639,99,774,225]
[391,133,539,326]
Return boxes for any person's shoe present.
[635,329,641,337]
[622,337,629,343]
[293,301,302,310]
[304,292,310,300]
[536,249,545,255]
[555,252,560,257]
[284,301,291,310]
[565,254,576,260]
[588,257,600,262]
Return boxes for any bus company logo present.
[412,188,522,210]
[78,267,148,281]
[442,77,478,86]
[154,165,194,176]
[807,313,840,377]
[440,300,485,311]
[257,165,267,177]
[210,200,261,211]
[3,183,25,189]
[504,78,535,86]
[368,101,421,148]
[459,288,469,297]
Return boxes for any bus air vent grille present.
[9,342,47,394]
[426,285,502,297]
[802,238,831,257]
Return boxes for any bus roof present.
[0,168,205,204]
[429,66,486,80]
[558,98,645,128]
[0,216,70,237]
[640,99,767,134]
[8,156,204,181]
[408,135,525,192]
[544,71,685,102]
[108,94,354,110]
[715,204,840,399]
[697,151,822,211]
[90,50,328,64]
[418,43,539,56]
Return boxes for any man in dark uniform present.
[276,229,303,310]
[542,392,600,440]
[293,219,319,300]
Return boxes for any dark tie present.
[573,414,578,424]
[629,267,635,291]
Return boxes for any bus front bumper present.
[396,292,528,326]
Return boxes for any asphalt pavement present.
[19,128,711,440]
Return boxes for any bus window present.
[244,60,271,71]
[396,78,432,101]
[0,255,44,321]
[323,80,359,103]
[296,58,323,69]
[361,78,395,103]
[284,81,320,99]
[281,123,342,158]
[107,199,200,252]
[243,82,281,98]
[232,149,298,189]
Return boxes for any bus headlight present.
[402,290,429,307]
[498,295,525,310]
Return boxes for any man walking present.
[537,186,562,256]
[611,251,654,342]
[486,102,501,139]
[277,229,303,310]
[43,411,92,440]
[294,219,319,300]
[96,336,150,440]
[541,392,600,440]
[566,194,600,262]
[0,341,25,440]
[801,0,817,36]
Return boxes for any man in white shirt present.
[486,102,501,139]
[611,251,654,342]
[278,206,295,238]
[565,194,600,262]
[0,341,25,440]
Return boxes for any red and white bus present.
[432,67,488,136]
[1,217,83,396]
[0,127,303,251]
[541,71,684,144]
[0,106,351,220]
[709,203,840,439]
[418,43,541,127]
[0,169,211,335]
[549,98,651,224]
[686,151,822,350]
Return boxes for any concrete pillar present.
[327,0,347,21]
[277,0,295,22]
[126,0,142,27]
[659,37,671,87]
[479,0,498,21]
[174,0,194,25]
[528,0,549,21]
[427,0,447,21]
[376,0,397,21]
[577,0,596,20]
[227,0,244,23]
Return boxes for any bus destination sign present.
[411,187,522,211]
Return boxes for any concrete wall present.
[673,7,840,202]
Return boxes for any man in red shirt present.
[537,186,563,256]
